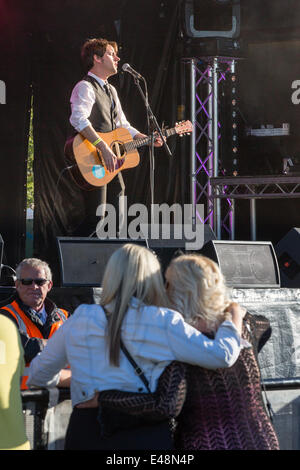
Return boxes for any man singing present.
[68,38,162,235]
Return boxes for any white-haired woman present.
[27,244,245,450]
[165,253,280,450]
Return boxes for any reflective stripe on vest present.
[1,301,43,338]
[48,308,68,336]
[1,302,44,389]
[1,301,67,390]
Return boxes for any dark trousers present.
[75,172,125,237]
[64,407,174,450]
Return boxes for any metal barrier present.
[21,380,300,450]
[22,389,72,450]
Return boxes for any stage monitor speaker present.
[275,228,300,287]
[200,240,281,288]
[56,238,147,287]
[57,226,216,287]
[184,0,240,39]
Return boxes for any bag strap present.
[120,340,151,393]
[102,305,151,393]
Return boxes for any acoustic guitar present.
[64,120,192,190]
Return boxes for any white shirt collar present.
[88,71,108,88]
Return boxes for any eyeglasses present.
[18,278,49,286]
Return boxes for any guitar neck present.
[127,127,177,151]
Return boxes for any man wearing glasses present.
[0,258,69,389]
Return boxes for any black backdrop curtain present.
[2,0,300,284]
[0,1,32,269]
[0,0,188,283]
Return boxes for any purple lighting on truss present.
[196,93,210,119]
[195,151,210,177]
[195,207,212,224]
[191,58,236,234]
[218,71,226,83]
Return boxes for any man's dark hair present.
[81,38,118,72]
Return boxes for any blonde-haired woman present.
[27,244,245,450]
[165,253,280,450]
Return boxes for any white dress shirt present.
[69,72,140,136]
[27,298,242,407]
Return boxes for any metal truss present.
[210,175,300,199]
[184,56,300,241]
[184,56,238,239]
[210,175,300,239]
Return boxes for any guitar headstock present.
[174,120,193,136]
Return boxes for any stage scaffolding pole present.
[212,57,221,239]
[207,63,214,229]
[190,58,197,229]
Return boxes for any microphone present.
[122,63,143,80]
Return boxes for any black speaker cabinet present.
[275,228,300,287]
[56,238,147,287]
[200,240,280,288]
[57,226,216,287]
[184,0,240,39]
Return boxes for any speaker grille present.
[57,238,147,287]
[201,241,280,288]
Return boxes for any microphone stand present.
[133,76,172,223]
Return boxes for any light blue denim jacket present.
[27,298,242,407]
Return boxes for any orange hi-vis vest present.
[1,300,68,389]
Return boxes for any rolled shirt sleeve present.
[70,81,95,132]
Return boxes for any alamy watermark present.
[0,80,6,104]
[95,197,205,250]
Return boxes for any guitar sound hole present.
[111,141,125,160]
